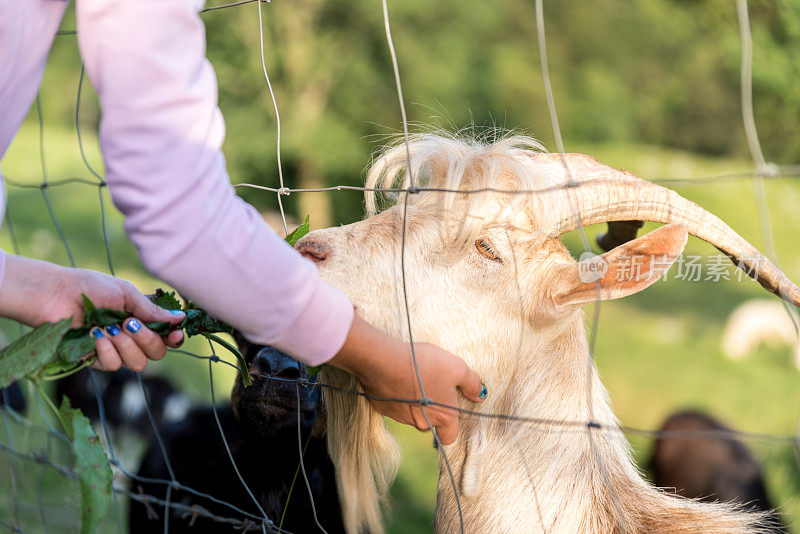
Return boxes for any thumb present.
[123,286,185,324]
[457,366,486,403]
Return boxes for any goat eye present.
[475,239,502,263]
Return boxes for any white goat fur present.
[311,134,768,533]
[721,299,800,369]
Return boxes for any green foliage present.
[32,1,800,230]
[144,292,252,386]
[150,288,182,311]
[53,295,129,364]
[55,327,95,364]
[59,397,113,534]
[81,294,128,327]
[181,304,233,337]
[0,318,71,388]
[0,292,251,388]
[285,215,310,246]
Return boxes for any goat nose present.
[253,347,302,380]
[295,239,331,263]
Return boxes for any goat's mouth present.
[234,380,319,427]
[237,391,317,415]
[234,395,319,438]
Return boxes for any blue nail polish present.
[479,383,488,400]
[126,319,142,333]
[105,324,120,337]
[91,328,103,340]
[169,309,184,315]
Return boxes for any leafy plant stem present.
[204,333,252,386]
[40,358,95,382]
[33,380,67,431]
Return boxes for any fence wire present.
[0,0,798,533]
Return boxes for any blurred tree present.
[29,0,800,226]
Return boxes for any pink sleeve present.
[0,249,6,292]
[75,0,353,366]
[0,0,67,160]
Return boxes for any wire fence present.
[1,0,799,533]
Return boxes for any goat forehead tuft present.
[364,133,572,245]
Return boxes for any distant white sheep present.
[297,134,800,533]
[721,299,800,369]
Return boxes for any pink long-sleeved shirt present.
[0,0,354,366]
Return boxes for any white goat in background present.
[722,299,800,369]
[296,134,800,534]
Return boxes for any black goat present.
[55,368,189,436]
[128,339,344,533]
[649,410,786,533]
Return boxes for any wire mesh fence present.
[1,0,799,533]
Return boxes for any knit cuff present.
[270,278,355,367]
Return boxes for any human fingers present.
[165,329,185,349]
[121,317,169,361]
[91,327,122,371]
[120,282,186,325]
[102,321,149,371]
[457,365,486,403]
[434,413,459,445]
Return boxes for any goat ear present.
[553,223,688,309]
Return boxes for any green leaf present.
[149,289,182,311]
[81,294,128,327]
[85,309,128,328]
[285,215,310,246]
[56,328,95,363]
[59,397,112,534]
[81,294,96,318]
[0,319,71,388]
[182,305,233,337]
[145,321,172,337]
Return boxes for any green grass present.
[2,122,800,532]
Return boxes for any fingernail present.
[105,324,120,337]
[126,319,142,333]
[479,383,488,400]
[91,327,103,340]
[169,310,185,316]
[175,333,185,347]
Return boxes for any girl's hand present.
[0,254,185,371]
[327,314,485,445]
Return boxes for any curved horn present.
[533,153,800,307]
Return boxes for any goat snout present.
[254,347,302,379]
[296,239,331,263]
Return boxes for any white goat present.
[298,135,800,534]
[721,299,800,369]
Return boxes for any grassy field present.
[1,121,800,532]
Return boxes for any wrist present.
[327,314,406,387]
[0,255,69,325]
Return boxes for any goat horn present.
[536,153,800,307]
